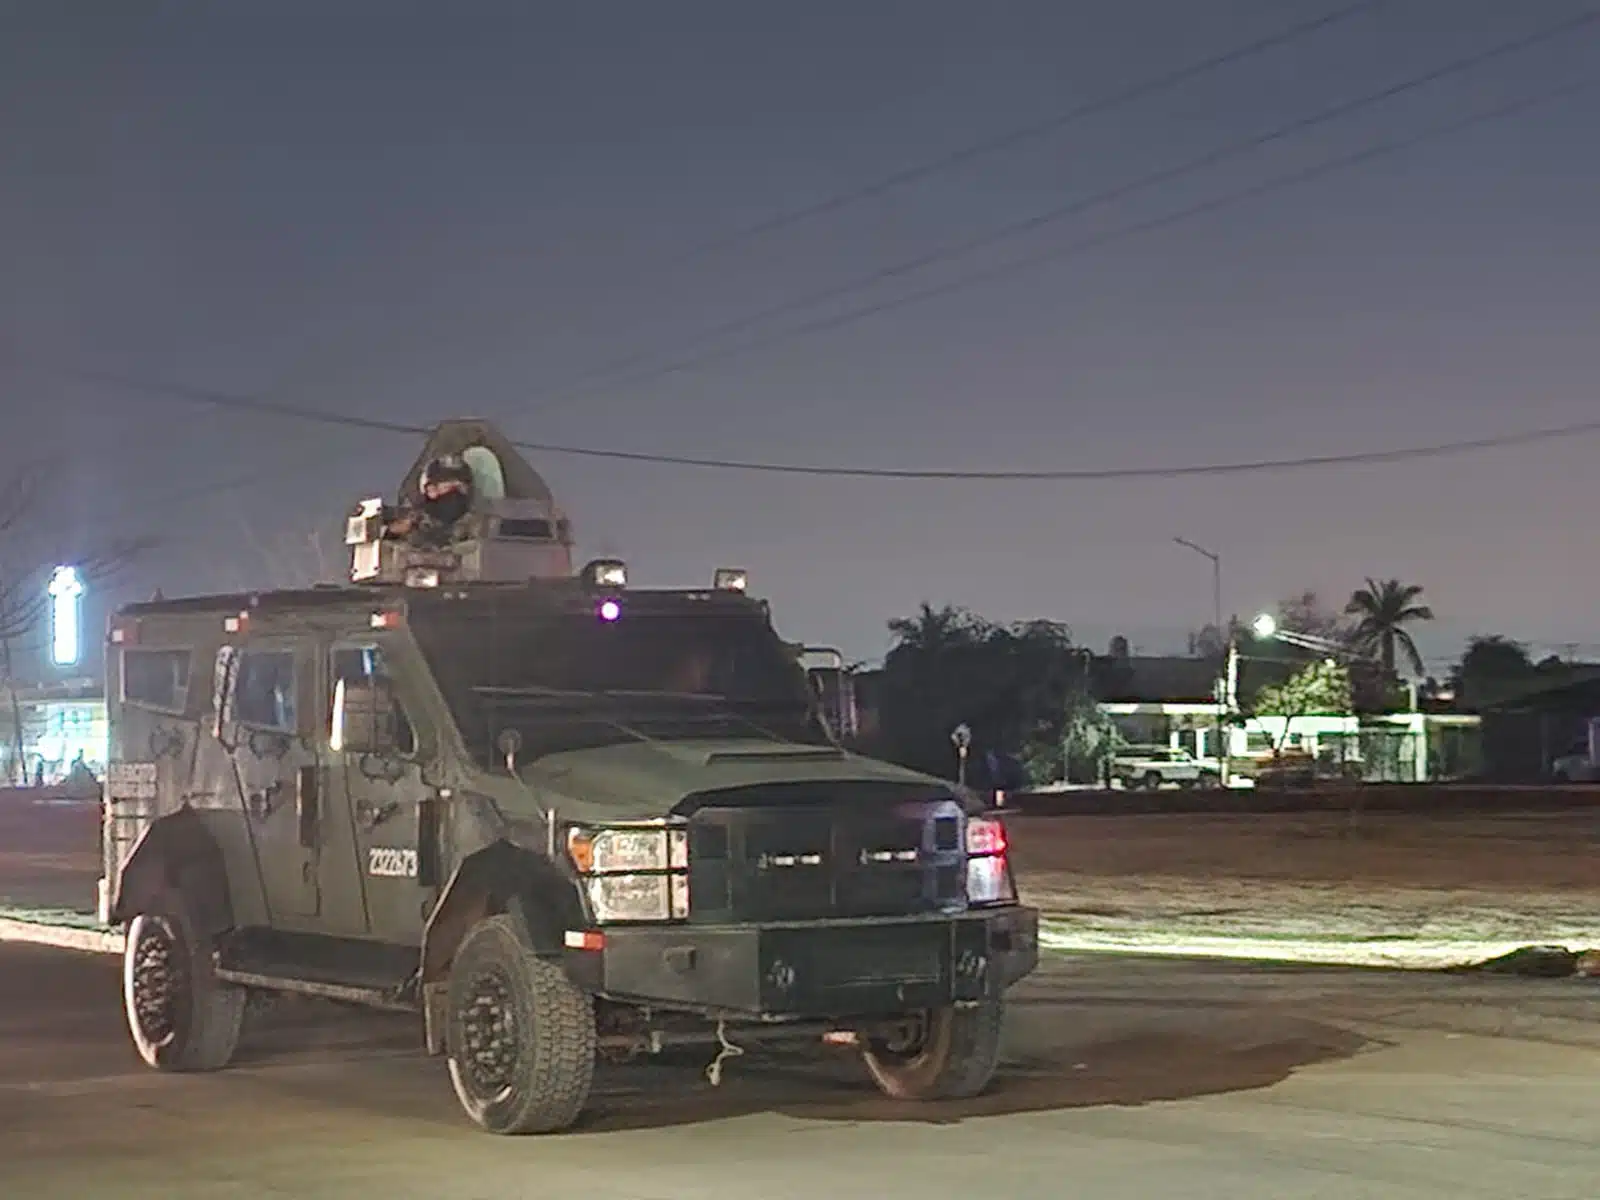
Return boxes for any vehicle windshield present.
[410,604,828,764]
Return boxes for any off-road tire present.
[122,900,245,1072]
[445,914,596,1135]
[862,999,1005,1101]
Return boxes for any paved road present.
[2,944,1597,1198]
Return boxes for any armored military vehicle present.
[99,420,1038,1134]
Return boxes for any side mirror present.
[331,677,400,755]
[496,727,523,773]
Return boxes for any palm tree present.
[1344,579,1434,677]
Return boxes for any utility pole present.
[1174,537,1228,784]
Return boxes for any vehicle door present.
[221,637,322,924]
[325,640,440,944]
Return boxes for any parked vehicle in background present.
[1110,745,1221,790]
[1250,749,1364,790]
[1550,718,1600,782]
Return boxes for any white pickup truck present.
[1110,745,1222,790]
[1550,717,1600,783]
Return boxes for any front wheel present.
[122,902,245,1072]
[445,914,596,1135]
[862,1000,1004,1101]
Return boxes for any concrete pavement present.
[2,942,1597,1198]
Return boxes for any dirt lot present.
[4,788,1597,959]
[0,792,99,913]
[1005,809,1599,960]
[1006,809,1600,892]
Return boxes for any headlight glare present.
[566,823,692,923]
[586,874,672,922]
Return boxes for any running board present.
[214,968,417,1013]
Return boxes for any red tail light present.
[965,813,1016,905]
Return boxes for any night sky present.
[3,0,1598,678]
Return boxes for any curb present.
[1038,922,1596,972]
[0,916,122,956]
[2,911,1592,977]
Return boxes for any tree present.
[885,603,987,661]
[1344,578,1433,677]
[1450,635,1535,710]
[1278,590,1350,646]
[1250,658,1353,753]
[1189,623,1229,660]
[875,606,1104,787]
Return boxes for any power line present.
[14,354,1600,481]
[256,0,1390,407]
[527,71,1600,407]
[529,9,1600,412]
[669,0,1392,257]
[6,70,1597,485]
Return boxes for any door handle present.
[247,781,282,821]
[296,765,320,848]
[357,799,401,830]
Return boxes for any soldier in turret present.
[383,454,476,548]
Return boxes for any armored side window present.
[331,645,416,755]
[233,650,298,732]
[122,648,192,713]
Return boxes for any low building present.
[1093,654,1479,783]
[1477,667,1600,782]
[0,677,107,786]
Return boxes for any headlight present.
[965,814,1017,906]
[568,826,687,873]
[566,824,690,923]
[584,873,692,922]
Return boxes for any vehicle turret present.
[346,418,575,586]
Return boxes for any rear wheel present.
[862,1000,1004,1101]
[122,900,245,1072]
[445,914,596,1135]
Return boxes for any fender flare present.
[110,806,235,940]
[420,839,585,985]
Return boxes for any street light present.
[1248,612,1376,774]
[1174,538,1227,784]
[1173,538,1222,638]
[1252,612,1352,656]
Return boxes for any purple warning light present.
[597,598,621,622]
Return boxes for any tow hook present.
[705,1019,745,1087]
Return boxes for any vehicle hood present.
[520,737,952,820]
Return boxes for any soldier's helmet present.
[418,454,475,526]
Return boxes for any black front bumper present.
[569,905,1039,1019]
